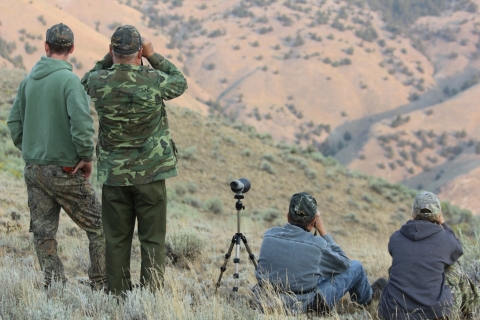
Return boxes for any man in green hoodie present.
[7,23,106,290]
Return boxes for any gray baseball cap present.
[412,191,441,218]
[289,192,317,222]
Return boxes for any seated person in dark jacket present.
[254,192,376,314]
[378,191,463,320]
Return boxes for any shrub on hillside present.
[174,183,187,197]
[442,201,472,226]
[166,226,205,266]
[257,207,281,222]
[344,212,360,222]
[204,197,223,214]
[304,168,317,179]
[277,14,293,26]
[260,160,276,174]
[355,24,378,42]
[24,42,37,54]
[231,5,255,18]
[37,15,47,26]
[177,145,197,160]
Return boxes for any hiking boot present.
[371,278,388,300]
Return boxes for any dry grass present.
[0,67,479,319]
[1,207,479,319]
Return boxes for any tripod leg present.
[215,235,236,292]
[240,234,258,269]
[233,233,243,292]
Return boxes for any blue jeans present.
[316,260,372,309]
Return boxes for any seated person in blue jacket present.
[254,192,376,314]
[378,191,464,320]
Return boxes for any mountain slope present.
[1,0,480,212]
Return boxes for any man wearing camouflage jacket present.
[81,25,187,295]
[7,23,106,290]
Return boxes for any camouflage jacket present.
[81,53,187,186]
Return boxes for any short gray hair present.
[113,51,138,63]
[288,214,315,228]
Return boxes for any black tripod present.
[215,194,257,292]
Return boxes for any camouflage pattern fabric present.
[289,192,317,222]
[412,191,441,219]
[24,163,106,288]
[111,25,142,55]
[81,53,187,186]
[446,263,480,319]
[46,23,74,47]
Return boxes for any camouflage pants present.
[446,263,480,319]
[24,163,106,287]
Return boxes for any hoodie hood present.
[30,56,72,80]
[399,219,444,241]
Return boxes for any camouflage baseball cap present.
[412,191,441,218]
[46,23,74,47]
[111,25,142,55]
[288,192,317,222]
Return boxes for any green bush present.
[166,225,205,265]
[344,212,360,222]
[24,42,37,54]
[183,196,202,208]
[355,24,378,42]
[258,207,282,222]
[241,148,252,157]
[204,197,223,214]
[262,153,276,162]
[204,63,215,71]
[187,182,198,193]
[441,201,472,226]
[174,183,187,197]
[260,160,276,174]
[304,168,317,179]
[177,145,197,160]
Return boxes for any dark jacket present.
[379,220,463,320]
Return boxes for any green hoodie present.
[8,56,94,167]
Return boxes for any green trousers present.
[102,179,167,296]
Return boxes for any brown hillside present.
[333,4,480,213]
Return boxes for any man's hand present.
[437,212,445,225]
[72,160,93,180]
[141,38,155,59]
[314,210,328,236]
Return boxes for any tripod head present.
[234,194,244,211]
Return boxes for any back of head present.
[411,191,441,222]
[111,25,142,59]
[46,23,74,55]
[288,192,317,227]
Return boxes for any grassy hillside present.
[2,0,480,213]
[1,65,480,319]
